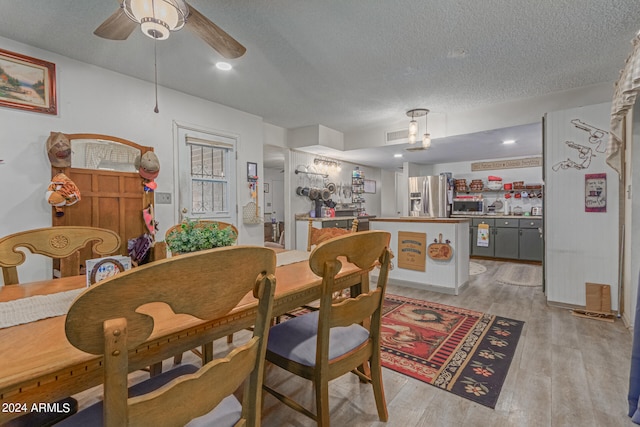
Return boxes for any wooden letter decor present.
[397,231,426,271]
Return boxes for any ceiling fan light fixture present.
[124,0,188,40]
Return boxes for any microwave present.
[452,199,484,215]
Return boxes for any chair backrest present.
[308,230,391,360]
[65,245,276,427]
[306,218,358,251]
[0,226,121,285]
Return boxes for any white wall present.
[0,36,265,284]
[544,102,619,310]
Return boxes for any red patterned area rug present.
[381,294,524,409]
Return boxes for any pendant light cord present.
[154,41,159,113]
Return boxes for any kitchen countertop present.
[296,215,377,222]
[371,217,469,223]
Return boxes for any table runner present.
[0,288,83,329]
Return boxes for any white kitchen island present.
[370,217,470,295]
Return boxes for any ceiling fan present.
[94,0,246,59]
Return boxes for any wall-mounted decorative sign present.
[397,231,426,271]
[471,156,542,172]
[585,173,606,212]
[0,48,57,115]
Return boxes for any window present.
[177,127,236,222]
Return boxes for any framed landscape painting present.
[0,48,57,115]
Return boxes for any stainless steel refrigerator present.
[408,175,450,217]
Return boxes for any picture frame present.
[0,48,57,115]
[363,179,376,193]
[247,162,258,181]
[585,173,606,212]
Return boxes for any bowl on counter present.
[487,181,502,190]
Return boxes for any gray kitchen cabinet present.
[494,218,519,259]
[321,219,349,229]
[471,219,494,257]
[519,219,543,261]
[469,217,542,261]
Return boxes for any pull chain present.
[154,41,159,113]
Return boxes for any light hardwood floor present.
[74,259,636,427]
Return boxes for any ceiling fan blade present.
[185,3,246,59]
[94,7,137,40]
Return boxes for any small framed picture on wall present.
[585,173,606,212]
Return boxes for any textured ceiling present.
[1,1,639,168]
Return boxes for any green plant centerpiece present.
[165,219,237,254]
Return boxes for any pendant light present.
[406,109,431,148]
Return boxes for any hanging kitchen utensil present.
[309,188,320,200]
[327,182,336,194]
[296,186,303,196]
[321,188,331,201]
[325,199,337,208]
[428,234,453,261]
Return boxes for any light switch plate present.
[156,192,171,204]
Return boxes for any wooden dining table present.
[0,253,370,423]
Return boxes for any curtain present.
[607,33,640,176]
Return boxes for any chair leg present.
[202,342,214,363]
[315,378,331,427]
[227,333,234,344]
[173,353,183,365]
[149,362,163,377]
[370,356,388,421]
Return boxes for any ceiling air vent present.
[385,129,409,145]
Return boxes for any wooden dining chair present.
[0,226,120,427]
[58,245,276,427]
[299,218,359,311]
[165,220,240,360]
[0,226,121,285]
[263,230,392,426]
[306,218,358,251]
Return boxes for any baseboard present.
[385,277,462,295]
[546,299,621,318]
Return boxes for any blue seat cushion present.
[56,364,242,427]
[267,310,370,366]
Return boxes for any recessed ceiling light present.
[394,154,403,158]
[503,140,516,144]
[216,62,232,71]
